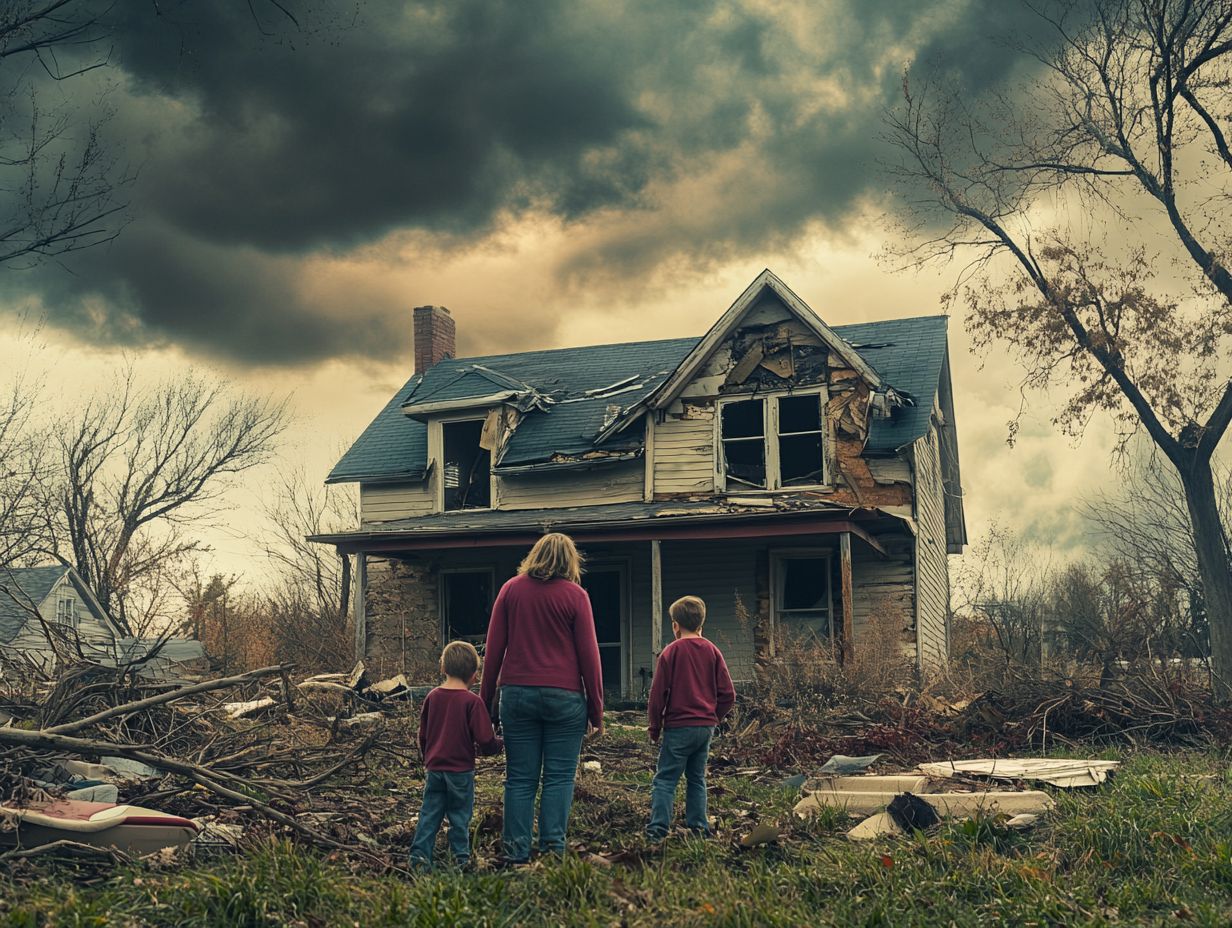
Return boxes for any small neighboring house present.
[313,270,966,693]
[0,564,208,678]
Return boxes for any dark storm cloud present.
[9,0,1070,364]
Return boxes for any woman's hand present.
[587,722,604,739]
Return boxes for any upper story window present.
[56,593,78,628]
[717,390,827,491]
[442,419,491,510]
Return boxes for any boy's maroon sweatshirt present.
[418,687,503,772]
[647,636,736,740]
[480,574,604,729]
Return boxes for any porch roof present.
[309,499,903,554]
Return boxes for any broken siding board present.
[360,483,435,523]
[495,461,644,511]
[911,422,950,668]
[653,412,716,495]
[868,457,912,486]
[850,533,915,651]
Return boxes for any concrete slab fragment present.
[794,790,1055,818]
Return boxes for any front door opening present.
[582,566,625,696]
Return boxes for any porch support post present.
[650,539,663,658]
[353,552,367,664]
[839,532,854,663]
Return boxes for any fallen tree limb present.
[0,726,368,857]
[43,665,292,737]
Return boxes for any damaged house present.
[314,270,965,692]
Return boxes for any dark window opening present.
[581,568,624,694]
[777,395,824,486]
[443,420,491,510]
[776,556,831,641]
[442,570,494,645]
[721,398,767,488]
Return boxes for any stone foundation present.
[363,556,442,682]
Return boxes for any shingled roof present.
[327,315,950,484]
[0,565,70,644]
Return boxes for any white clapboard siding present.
[850,532,916,653]
[495,462,644,511]
[652,409,715,495]
[8,575,117,665]
[627,539,758,684]
[360,482,435,523]
[911,421,951,667]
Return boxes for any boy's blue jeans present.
[647,725,714,839]
[410,769,474,867]
[499,684,588,862]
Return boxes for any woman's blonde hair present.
[518,532,584,584]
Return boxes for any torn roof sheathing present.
[326,280,951,484]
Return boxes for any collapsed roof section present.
[326,272,952,484]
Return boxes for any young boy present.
[410,640,503,869]
[645,595,736,841]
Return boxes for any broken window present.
[777,394,824,486]
[774,554,831,641]
[720,399,766,488]
[442,419,491,510]
[718,390,826,490]
[441,569,495,645]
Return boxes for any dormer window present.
[717,390,827,491]
[442,418,491,510]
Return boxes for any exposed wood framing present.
[650,539,663,657]
[840,532,854,663]
[353,553,367,663]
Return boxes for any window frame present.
[430,412,496,513]
[769,548,834,655]
[438,566,497,646]
[55,593,78,628]
[714,388,829,493]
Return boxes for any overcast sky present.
[0,0,1138,579]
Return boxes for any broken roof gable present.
[649,269,883,410]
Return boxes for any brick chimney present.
[413,305,456,373]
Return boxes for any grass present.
[3,727,1231,927]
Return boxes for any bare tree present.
[47,368,287,634]
[259,467,356,670]
[0,371,47,569]
[887,0,1232,695]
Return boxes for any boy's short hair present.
[669,595,706,632]
[441,640,480,679]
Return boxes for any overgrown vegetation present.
[4,730,1230,927]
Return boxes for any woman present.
[480,532,603,863]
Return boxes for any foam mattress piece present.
[0,799,199,856]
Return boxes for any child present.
[410,640,503,869]
[645,595,736,841]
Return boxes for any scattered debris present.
[1005,813,1039,829]
[795,789,1055,818]
[818,754,882,775]
[886,793,941,832]
[223,697,277,720]
[847,812,903,841]
[582,761,602,774]
[917,758,1120,788]
[778,773,807,790]
[739,822,783,847]
[0,800,200,857]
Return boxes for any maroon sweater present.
[647,636,736,739]
[480,574,604,729]
[418,687,503,772]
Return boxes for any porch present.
[316,503,917,697]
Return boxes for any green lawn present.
[3,726,1231,927]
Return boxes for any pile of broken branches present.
[0,658,418,867]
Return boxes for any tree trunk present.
[1180,455,1232,700]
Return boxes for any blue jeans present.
[647,725,714,839]
[499,685,588,861]
[410,770,474,866]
